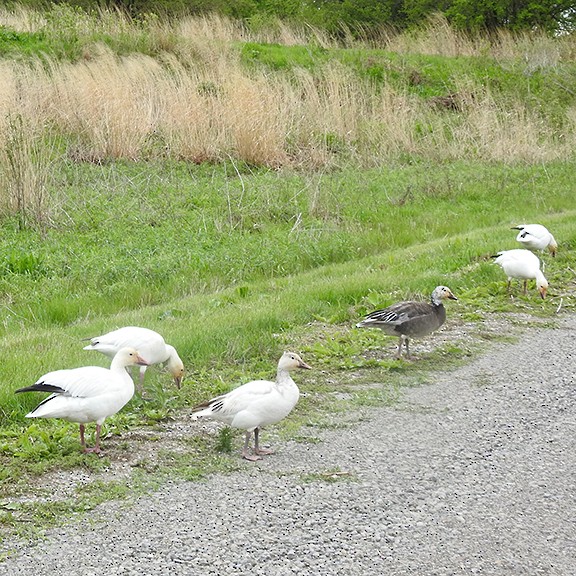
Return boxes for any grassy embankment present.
[0,6,574,538]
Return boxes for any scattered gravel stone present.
[1,315,575,575]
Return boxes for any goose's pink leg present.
[242,431,262,461]
[254,428,273,456]
[79,424,87,451]
[83,424,102,454]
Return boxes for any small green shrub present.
[215,427,234,453]
[0,26,49,57]
[3,250,45,276]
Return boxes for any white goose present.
[16,347,148,453]
[83,326,184,389]
[192,352,311,461]
[512,224,557,257]
[492,249,548,299]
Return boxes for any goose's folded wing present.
[195,380,275,417]
[398,302,438,321]
[17,366,116,399]
[86,327,162,350]
[109,331,163,351]
[362,308,401,324]
[517,230,530,240]
[363,301,431,325]
[84,334,124,355]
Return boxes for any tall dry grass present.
[0,43,574,169]
[0,4,46,32]
[384,14,486,57]
[0,112,54,229]
[366,14,576,62]
[0,8,574,197]
[47,48,163,161]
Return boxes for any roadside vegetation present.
[0,4,574,542]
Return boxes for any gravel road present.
[2,315,575,575]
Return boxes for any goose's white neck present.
[535,269,548,288]
[111,356,128,372]
[164,344,176,364]
[275,368,300,406]
[277,368,295,384]
[110,356,136,384]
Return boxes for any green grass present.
[0,27,50,58]
[0,159,572,384]
[0,159,574,335]
[241,42,575,121]
[2,10,575,130]
[0,157,572,541]
[0,5,158,62]
[0,159,572,431]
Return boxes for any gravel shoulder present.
[1,315,575,575]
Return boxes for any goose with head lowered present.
[191,352,311,461]
[512,224,557,257]
[16,347,149,453]
[356,285,458,359]
[492,248,548,299]
[83,326,184,389]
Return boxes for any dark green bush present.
[7,0,575,35]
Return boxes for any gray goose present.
[356,285,458,359]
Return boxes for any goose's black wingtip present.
[15,382,65,395]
